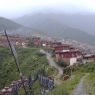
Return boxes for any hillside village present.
[0,34,28,48]
[31,37,95,65]
[0,34,95,95]
[1,0,95,95]
[0,34,95,65]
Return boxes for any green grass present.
[0,47,57,91]
[73,63,95,94]
[0,47,18,89]
[84,73,95,94]
[47,71,84,95]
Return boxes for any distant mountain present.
[51,13,95,36]
[0,17,22,31]
[0,17,46,37]
[16,13,95,45]
[16,13,95,35]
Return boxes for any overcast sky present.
[0,0,95,18]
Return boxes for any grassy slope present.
[1,46,95,95]
[84,73,95,94]
[82,63,95,94]
[0,47,56,90]
[47,71,84,95]
[47,63,95,95]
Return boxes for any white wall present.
[70,58,77,66]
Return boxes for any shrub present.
[57,60,68,67]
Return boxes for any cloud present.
[0,0,95,10]
[0,0,95,18]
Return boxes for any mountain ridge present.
[0,16,47,37]
[15,13,95,45]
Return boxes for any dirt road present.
[72,74,89,95]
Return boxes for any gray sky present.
[0,0,95,18]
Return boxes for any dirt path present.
[72,74,89,95]
[40,49,63,76]
[40,49,64,85]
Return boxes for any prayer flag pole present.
[4,30,28,95]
